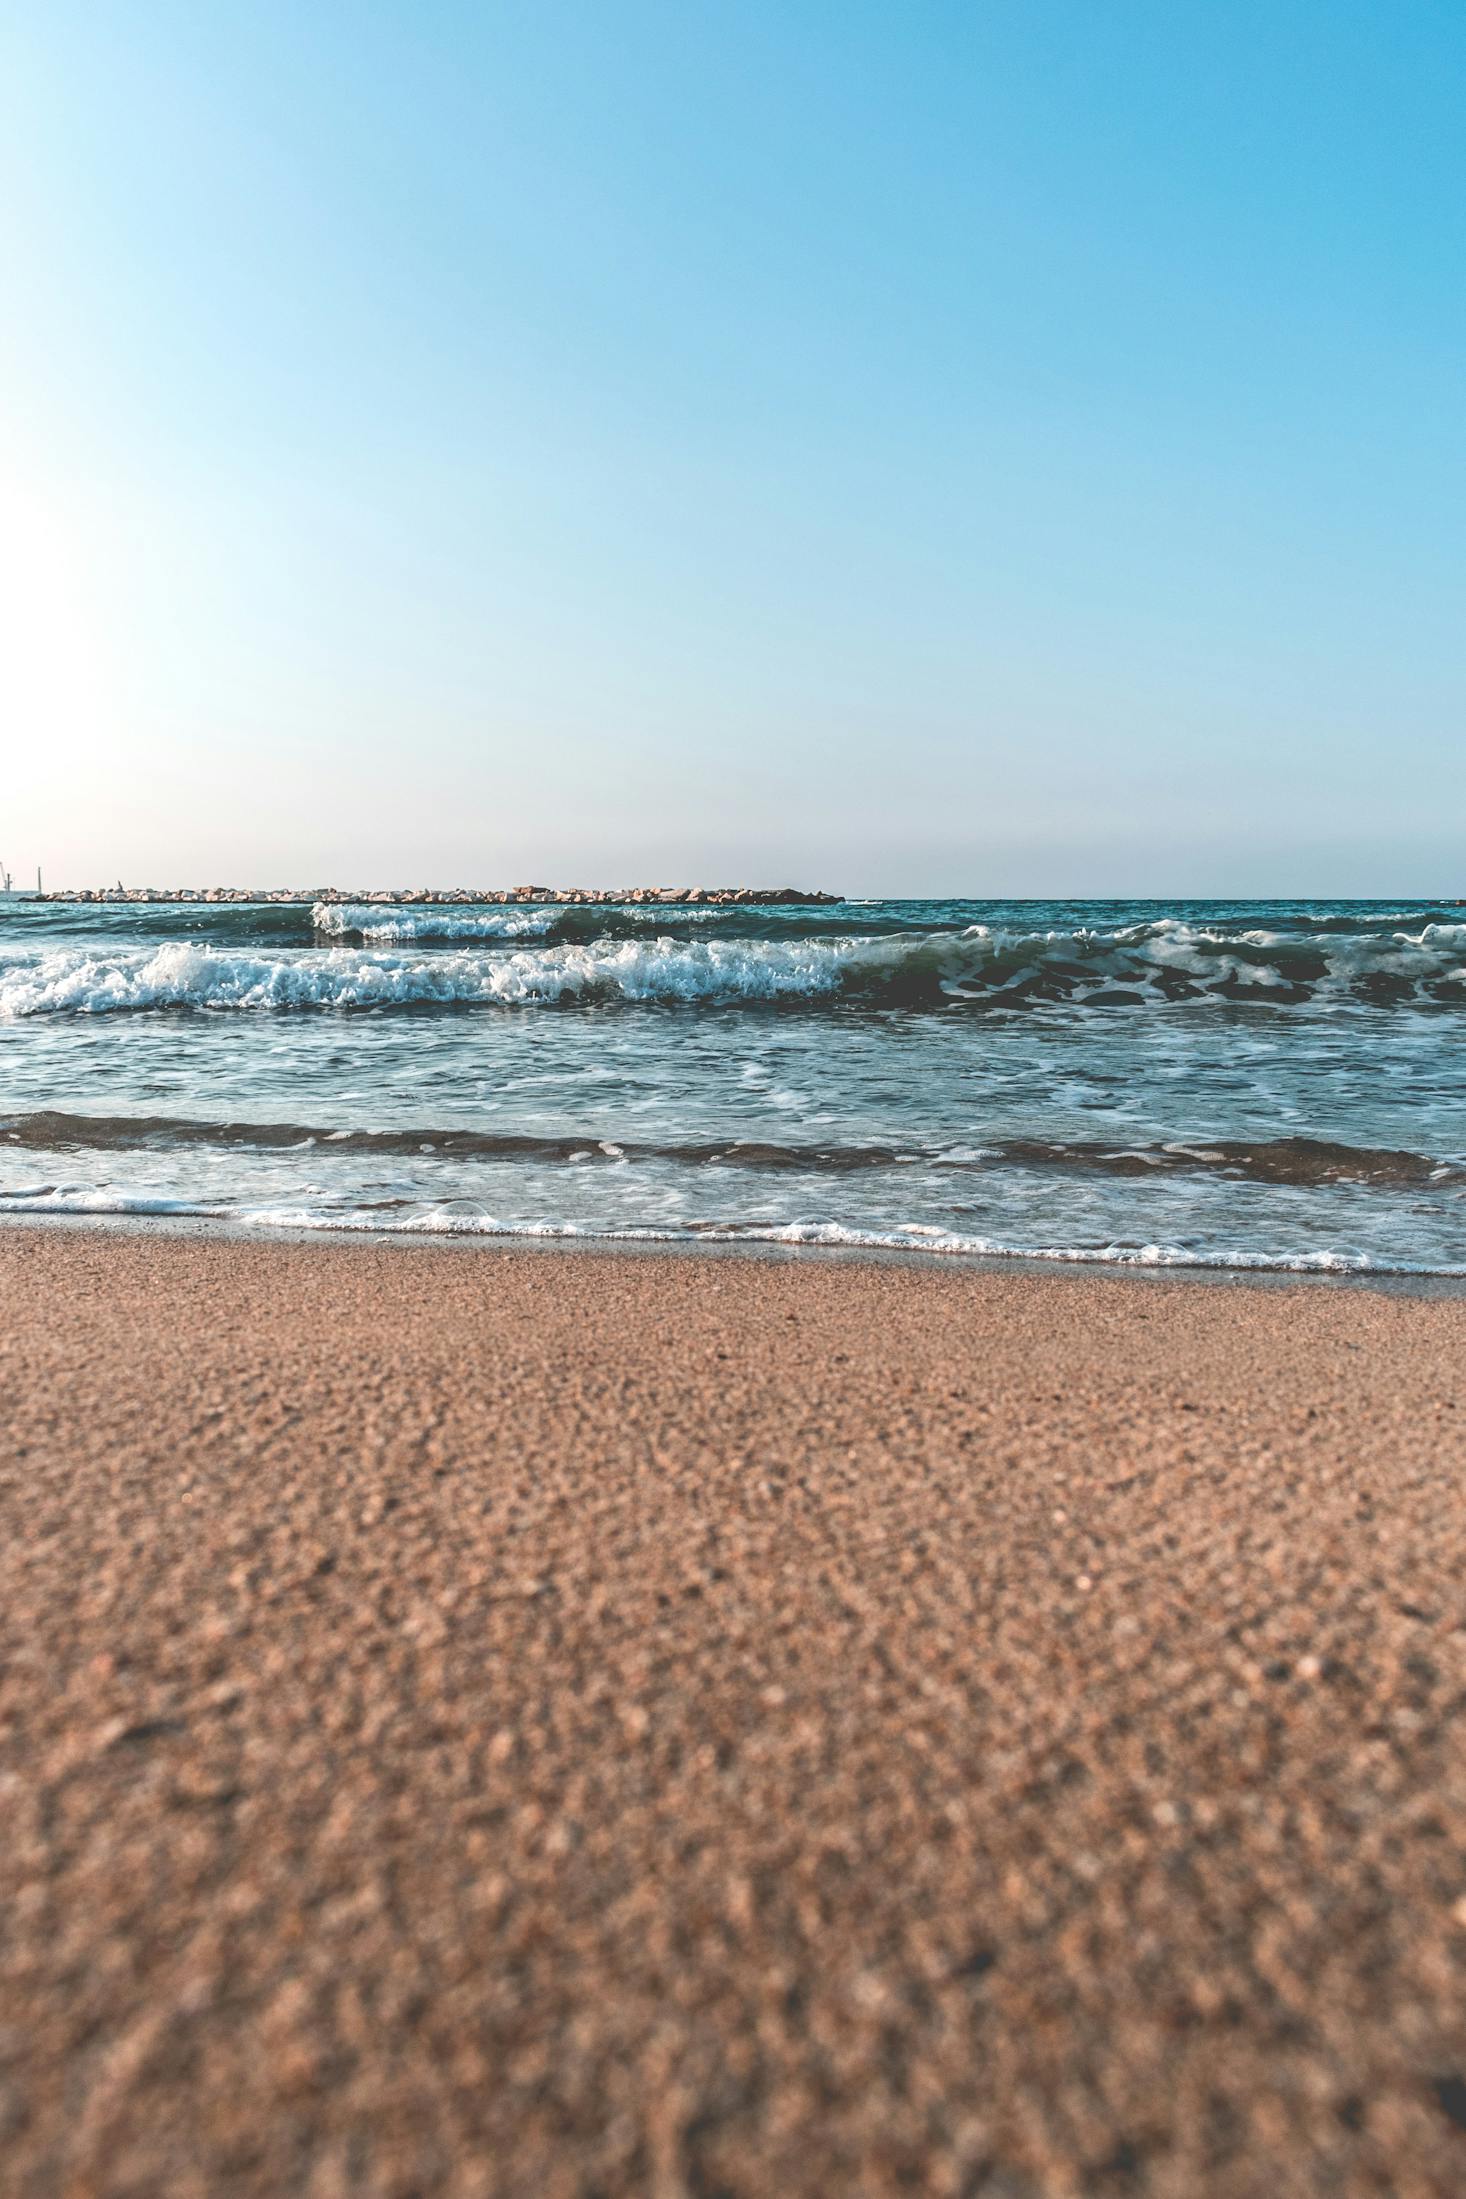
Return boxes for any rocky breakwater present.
[44,885,841,906]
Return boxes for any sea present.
[1,897,1464,1277]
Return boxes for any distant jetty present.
[38,885,842,907]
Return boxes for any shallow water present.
[2,898,1463,1273]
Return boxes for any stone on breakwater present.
[39,885,842,906]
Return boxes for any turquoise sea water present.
[2,898,1463,1274]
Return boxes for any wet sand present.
[3,1224,1465,2197]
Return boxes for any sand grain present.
[2,1228,1465,2196]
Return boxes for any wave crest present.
[5,1111,1462,1190]
[311,902,564,942]
[3,919,1466,1016]
[311,900,743,943]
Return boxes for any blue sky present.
[2,1,1462,892]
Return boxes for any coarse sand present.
[2,1225,1465,2196]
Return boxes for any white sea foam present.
[1,1187,1459,1274]
[311,903,563,942]
[310,901,731,940]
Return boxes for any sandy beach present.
[3,1225,1465,2197]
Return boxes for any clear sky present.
[2,1,1462,894]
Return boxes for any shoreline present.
[5,1206,1466,1297]
[5,1224,1466,2193]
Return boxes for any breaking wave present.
[3,919,1466,1015]
[5,1112,1463,1191]
[310,901,734,942]
[311,902,563,941]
